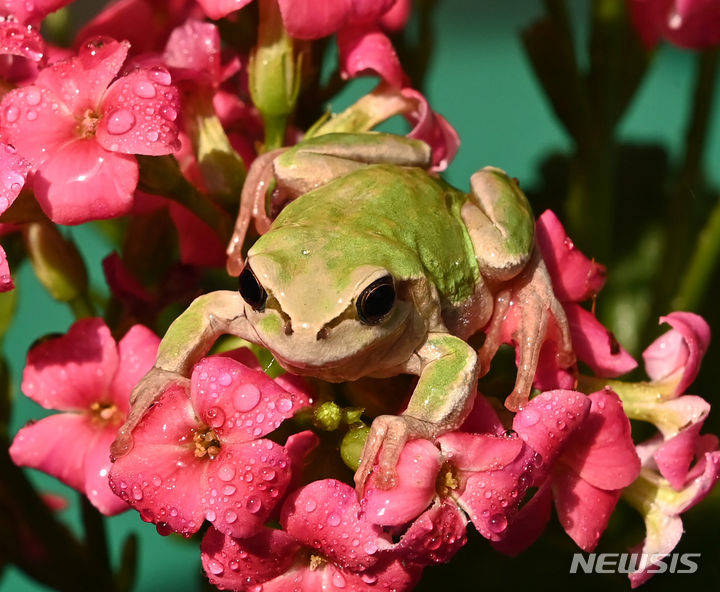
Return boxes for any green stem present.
[652,48,718,317]
[672,193,720,311]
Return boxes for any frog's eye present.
[239,264,267,311]
[357,275,395,325]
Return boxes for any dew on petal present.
[327,512,341,527]
[4,106,19,123]
[233,384,261,412]
[106,109,136,135]
[277,398,293,413]
[217,464,236,482]
[134,81,157,99]
[332,571,346,588]
[488,513,508,534]
[224,509,238,524]
[207,559,224,575]
[245,496,261,514]
[148,66,172,86]
[25,88,41,106]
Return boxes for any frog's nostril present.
[316,327,328,341]
[284,320,293,335]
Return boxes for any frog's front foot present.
[354,414,437,494]
[478,252,575,412]
[110,368,191,460]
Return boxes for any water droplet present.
[488,513,508,533]
[25,88,41,106]
[205,509,217,522]
[131,484,143,501]
[517,408,540,428]
[222,484,236,496]
[261,468,276,482]
[160,105,178,121]
[134,81,156,99]
[106,109,135,135]
[148,66,172,86]
[217,464,236,482]
[147,130,159,142]
[305,499,317,512]
[331,571,346,588]
[246,496,261,514]
[277,398,292,413]
[207,406,226,428]
[218,372,233,387]
[327,512,341,527]
[207,559,224,575]
[361,573,378,584]
[224,509,238,524]
[233,384,261,412]
[26,109,37,121]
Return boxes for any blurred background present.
[2,0,719,590]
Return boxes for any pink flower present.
[0,37,181,224]
[616,313,712,488]
[75,0,198,56]
[628,0,720,49]
[363,390,592,555]
[109,351,311,538]
[197,0,407,87]
[201,479,422,591]
[0,140,30,291]
[9,318,160,515]
[495,389,641,554]
[0,15,46,82]
[0,0,73,25]
[625,435,720,587]
[533,210,637,388]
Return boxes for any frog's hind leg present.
[227,148,286,276]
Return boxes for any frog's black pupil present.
[357,276,395,325]
[239,265,267,311]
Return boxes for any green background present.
[3,1,719,591]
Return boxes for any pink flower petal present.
[438,432,524,473]
[1,0,74,25]
[363,439,441,526]
[532,340,577,392]
[36,38,129,114]
[203,440,292,539]
[282,479,391,572]
[0,85,77,168]
[396,499,468,564]
[565,303,638,376]
[0,18,45,63]
[75,0,195,56]
[285,430,320,489]
[191,355,309,443]
[643,312,710,395]
[535,210,607,302]
[168,203,227,267]
[278,0,351,39]
[489,481,553,555]
[196,0,254,20]
[163,19,221,83]
[402,87,460,173]
[0,142,31,214]
[338,25,405,87]
[96,66,180,155]
[513,390,590,465]
[201,526,301,589]
[22,318,119,411]
[652,420,715,489]
[459,391,504,435]
[380,0,411,31]
[109,324,160,415]
[33,139,138,224]
[551,467,621,552]
[629,0,720,49]
[0,244,13,292]
[561,390,641,490]
[83,426,130,515]
[455,448,536,541]
[109,384,207,535]
[10,413,90,492]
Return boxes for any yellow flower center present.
[193,426,221,459]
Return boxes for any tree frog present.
[111,132,574,492]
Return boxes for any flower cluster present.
[2,1,720,591]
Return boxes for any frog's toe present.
[354,415,410,494]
